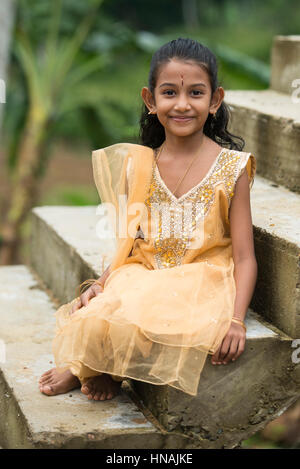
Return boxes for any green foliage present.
[40,184,100,206]
[3,0,298,211]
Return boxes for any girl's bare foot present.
[39,368,81,396]
[81,374,122,401]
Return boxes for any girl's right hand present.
[71,281,104,314]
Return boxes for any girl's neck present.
[162,130,207,158]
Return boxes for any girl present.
[39,38,257,401]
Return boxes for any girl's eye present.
[162,90,203,96]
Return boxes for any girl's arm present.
[229,167,258,322]
[211,168,257,365]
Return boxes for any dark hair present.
[138,37,244,151]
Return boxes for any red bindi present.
[180,74,184,87]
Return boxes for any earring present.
[148,110,156,115]
[212,112,217,119]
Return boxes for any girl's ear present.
[141,87,156,113]
[209,86,225,115]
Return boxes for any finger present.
[232,337,246,361]
[71,298,82,314]
[211,349,220,364]
[81,285,102,306]
[219,336,232,361]
[80,291,91,307]
[212,342,223,364]
[223,338,239,363]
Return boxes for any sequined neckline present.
[153,147,226,203]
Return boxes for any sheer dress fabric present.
[52,143,256,396]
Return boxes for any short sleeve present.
[236,152,256,190]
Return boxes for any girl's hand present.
[211,322,246,365]
[71,282,104,314]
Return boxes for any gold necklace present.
[155,142,201,196]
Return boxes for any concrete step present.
[250,176,300,338]
[29,174,300,338]
[225,88,300,193]
[1,269,298,449]
[225,35,300,194]
[132,309,300,447]
[27,203,300,447]
[0,265,194,449]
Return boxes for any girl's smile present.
[142,58,224,143]
[170,116,195,121]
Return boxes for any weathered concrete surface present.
[27,204,300,447]
[270,35,300,95]
[0,265,195,449]
[29,205,115,305]
[250,177,300,338]
[225,89,300,193]
[29,176,300,337]
[131,310,300,448]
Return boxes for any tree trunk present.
[0,111,47,265]
[182,0,199,30]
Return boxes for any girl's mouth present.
[170,117,194,122]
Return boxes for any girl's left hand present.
[211,322,246,365]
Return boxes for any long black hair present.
[138,37,244,151]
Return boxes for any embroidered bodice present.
[125,147,256,270]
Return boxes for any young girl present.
[39,38,257,401]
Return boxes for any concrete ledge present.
[0,265,195,449]
[27,205,300,447]
[225,89,300,193]
[29,178,300,337]
[132,309,299,448]
[250,176,300,337]
[1,268,297,448]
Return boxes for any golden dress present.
[52,143,256,396]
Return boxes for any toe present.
[93,392,102,401]
[39,373,52,384]
[40,384,55,396]
[81,382,92,396]
[99,392,107,401]
[40,376,53,385]
[40,369,55,379]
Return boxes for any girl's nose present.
[174,95,191,111]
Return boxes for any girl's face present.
[142,59,224,139]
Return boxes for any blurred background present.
[0,0,299,448]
